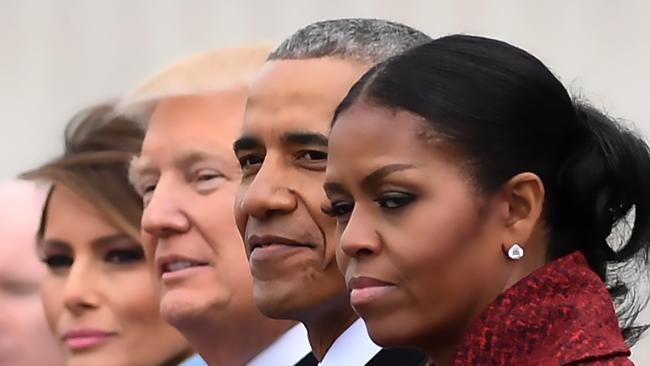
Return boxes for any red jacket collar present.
[452,251,630,365]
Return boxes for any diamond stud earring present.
[507,244,524,260]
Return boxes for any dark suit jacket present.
[295,347,427,366]
[365,348,428,366]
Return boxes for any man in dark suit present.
[234,19,431,366]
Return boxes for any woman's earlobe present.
[502,243,525,260]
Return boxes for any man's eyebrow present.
[172,148,228,170]
[282,131,328,147]
[233,135,263,153]
[130,148,228,186]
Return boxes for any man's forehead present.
[151,91,246,124]
[247,58,371,105]
[241,112,331,136]
[241,58,371,147]
[135,144,233,169]
[142,92,246,154]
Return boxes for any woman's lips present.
[348,276,396,307]
[62,329,117,351]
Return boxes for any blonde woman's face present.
[40,184,191,366]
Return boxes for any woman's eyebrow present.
[91,233,137,249]
[360,163,416,190]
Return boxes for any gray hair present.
[269,18,431,63]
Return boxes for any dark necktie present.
[294,352,318,366]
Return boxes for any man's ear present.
[499,172,545,253]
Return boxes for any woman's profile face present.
[40,184,190,366]
[324,103,512,349]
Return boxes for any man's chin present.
[253,287,308,321]
[159,290,217,330]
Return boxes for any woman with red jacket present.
[323,35,649,365]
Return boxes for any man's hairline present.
[127,87,247,189]
[118,84,250,128]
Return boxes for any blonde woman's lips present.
[62,329,117,351]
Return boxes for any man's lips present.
[246,234,315,262]
[246,234,314,252]
[348,276,396,307]
[155,254,209,276]
[61,329,117,351]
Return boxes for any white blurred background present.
[1,0,649,362]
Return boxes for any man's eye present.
[194,170,224,184]
[197,173,220,181]
[238,155,264,169]
[142,183,156,195]
[42,255,73,270]
[140,183,156,206]
[105,248,144,264]
[298,151,327,161]
[376,192,416,210]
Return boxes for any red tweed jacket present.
[429,251,634,365]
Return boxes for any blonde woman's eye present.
[105,248,144,264]
[42,254,73,269]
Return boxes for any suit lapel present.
[364,348,428,366]
[294,352,318,366]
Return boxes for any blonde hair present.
[117,44,273,124]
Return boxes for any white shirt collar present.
[178,354,207,366]
[246,324,312,366]
[319,319,381,366]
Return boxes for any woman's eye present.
[323,201,354,218]
[377,192,415,210]
[298,150,327,161]
[238,155,264,169]
[42,254,73,269]
[105,248,144,264]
